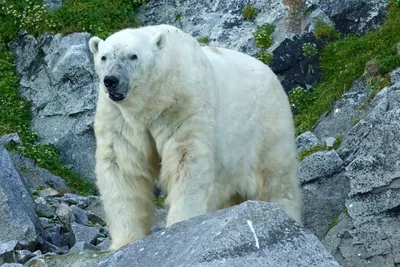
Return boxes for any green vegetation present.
[253,24,275,65]
[0,0,147,195]
[155,196,166,208]
[257,52,273,65]
[358,73,391,111]
[198,37,210,45]
[314,18,342,41]
[242,5,257,21]
[293,1,400,134]
[327,214,340,231]
[352,118,362,125]
[175,13,182,22]
[298,144,326,160]
[297,135,344,160]
[332,135,344,150]
[302,42,318,58]
[252,24,275,49]
[289,86,312,112]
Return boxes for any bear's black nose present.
[103,75,119,91]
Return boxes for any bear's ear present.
[89,36,103,55]
[153,32,166,50]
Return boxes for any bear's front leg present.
[160,126,216,227]
[95,122,157,250]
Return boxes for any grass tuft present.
[242,5,257,21]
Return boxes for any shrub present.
[257,52,273,65]
[198,37,209,45]
[253,24,275,49]
[302,42,318,58]
[243,5,257,21]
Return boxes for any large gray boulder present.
[9,31,98,181]
[0,146,42,249]
[97,201,339,267]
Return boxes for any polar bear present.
[88,24,302,250]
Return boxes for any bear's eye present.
[130,54,138,60]
[101,56,107,61]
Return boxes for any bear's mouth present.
[108,92,126,102]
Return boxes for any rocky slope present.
[0,144,339,266]
[298,68,400,266]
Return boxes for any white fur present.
[89,24,302,250]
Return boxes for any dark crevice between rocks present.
[371,177,400,194]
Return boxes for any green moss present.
[298,135,344,160]
[294,1,400,135]
[198,37,209,45]
[155,196,166,208]
[353,118,362,125]
[332,135,344,150]
[297,144,326,161]
[343,207,349,217]
[252,24,275,49]
[175,13,182,22]
[257,52,273,65]
[242,5,257,21]
[314,19,342,41]
[36,210,45,217]
[327,214,340,232]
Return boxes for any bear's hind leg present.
[262,162,302,224]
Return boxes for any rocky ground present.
[1,0,399,266]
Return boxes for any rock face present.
[314,79,370,141]
[9,31,98,181]
[0,146,42,249]
[136,0,291,56]
[136,0,387,91]
[97,201,339,267]
[316,0,387,35]
[331,79,400,266]
[299,68,400,266]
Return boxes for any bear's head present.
[88,28,168,103]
